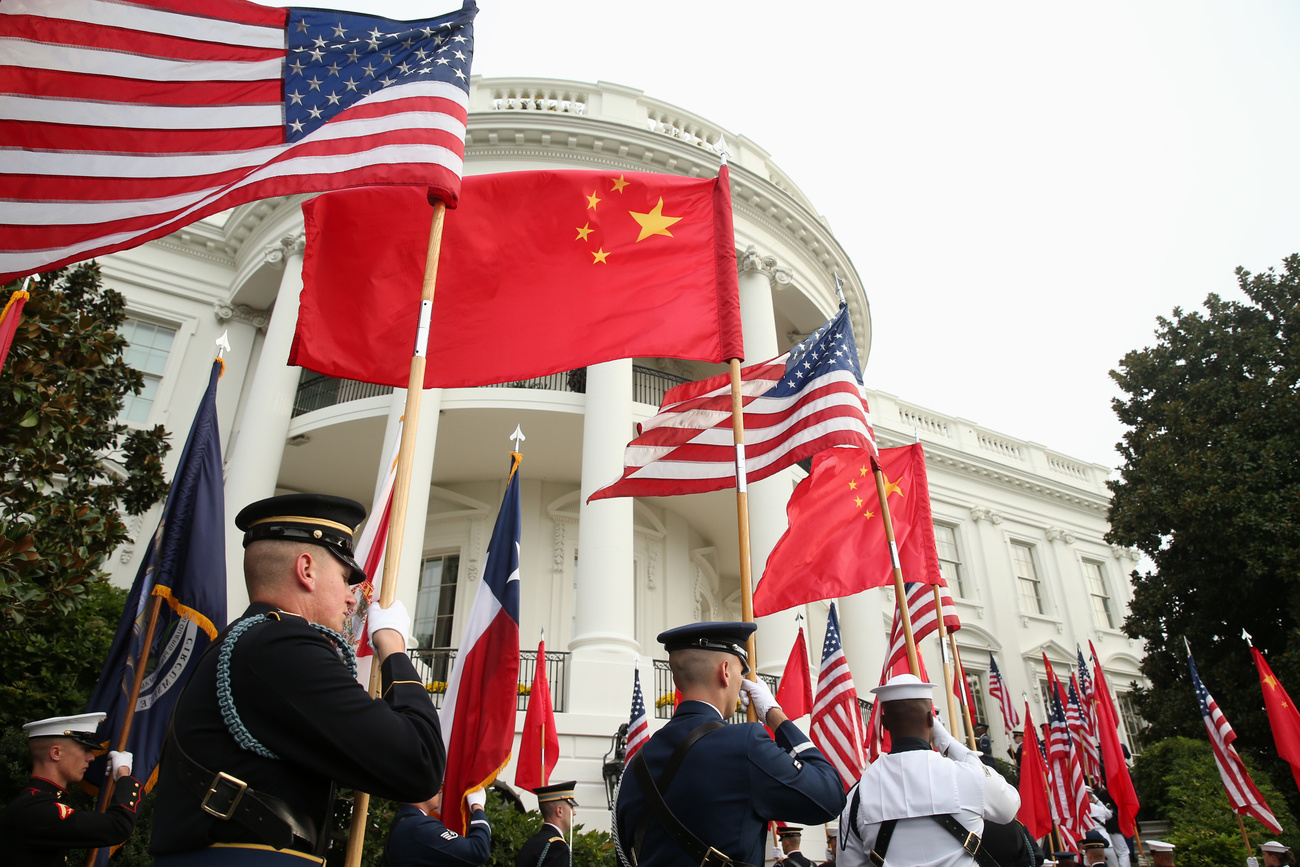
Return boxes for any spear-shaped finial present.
[1183,635,1193,656]
[795,611,804,625]
[510,424,526,453]
[1243,629,1254,647]
[215,329,231,359]
[834,272,846,304]
[717,136,729,166]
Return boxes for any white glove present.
[1247,858,1258,867]
[108,750,133,779]
[367,600,412,650]
[466,789,487,811]
[931,715,958,753]
[738,677,780,725]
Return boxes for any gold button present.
[313,530,322,538]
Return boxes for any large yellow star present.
[591,248,610,264]
[586,190,601,210]
[611,175,629,193]
[884,476,904,499]
[575,224,593,241]
[629,197,682,242]
[1266,674,1279,690]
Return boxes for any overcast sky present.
[302,0,1300,469]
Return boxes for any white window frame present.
[1082,557,1117,630]
[934,520,968,598]
[117,306,193,429]
[1010,540,1045,615]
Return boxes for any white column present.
[838,588,887,689]
[375,387,443,610]
[569,359,637,714]
[738,246,799,674]
[221,234,305,615]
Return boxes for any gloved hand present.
[931,714,959,754]
[367,600,412,651]
[108,750,133,779]
[738,676,780,725]
[1247,857,1259,867]
[466,789,487,811]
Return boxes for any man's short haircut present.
[668,648,731,690]
[880,698,933,734]
[244,539,315,595]
[540,798,567,822]
[28,736,74,764]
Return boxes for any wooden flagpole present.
[344,202,447,867]
[932,586,960,741]
[728,359,760,722]
[1236,813,1254,860]
[870,464,921,677]
[951,639,979,750]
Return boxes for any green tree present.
[0,264,170,630]
[1107,255,1300,803]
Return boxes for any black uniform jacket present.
[615,700,846,867]
[149,602,444,856]
[387,804,491,867]
[516,822,569,867]
[0,774,141,867]
[782,850,816,867]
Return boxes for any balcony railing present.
[293,365,688,417]
[652,659,779,723]
[408,648,569,713]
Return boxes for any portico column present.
[837,588,887,692]
[569,358,638,714]
[737,246,800,674]
[222,234,305,615]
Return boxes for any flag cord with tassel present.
[345,201,447,867]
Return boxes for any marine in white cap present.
[0,711,141,867]
[1146,840,1175,867]
[838,674,1021,867]
[1261,840,1296,867]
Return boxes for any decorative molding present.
[263,233,305,267]
[645,541,659,591]
[213,300,271,332]
[1045,526,1075,545]
[1110,543,1140,562]
[552,516,575,576]
[737,244,792,288]
[466,516,485,582]
[970,505,1004,525]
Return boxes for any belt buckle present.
[700,846,730,867]
[962,831,980,856]
[201,771,248,820]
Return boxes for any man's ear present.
[293,551,315,591]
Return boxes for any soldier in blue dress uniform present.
[615,622,845,867]
[517,782,577,867]
[387,787,491,867]
[777,825,817,867]
[148,494,445,865]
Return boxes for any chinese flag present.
[1251,646,1300,792]
[1018,702,1053,840]
[754,444,942,617]
[775,627,814,720]
[290,169,743,388]
[514,638,558,793]
[1090,642,1140,835]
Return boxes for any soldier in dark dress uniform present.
[777,825,816,867]
[0,712,142,867]
[615,622,845,867]
[149,494,445,866]
[387,788,491,867]
[517,782,577,867]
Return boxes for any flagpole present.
[84,591,165,867]
[951,639,979,750]
[932,585,960,742]
[345,201,447,867]
[728,358,760,721]
[870,462,920,676]
[1235,813,1254,859]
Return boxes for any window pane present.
[1084,560,1114,628]
[966,673,988,726]
[1012,543,1042,614]
[1116,692,1145,755]
[118,318,176,424]
[935,523,965,596]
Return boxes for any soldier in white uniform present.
[838,675,1021,867]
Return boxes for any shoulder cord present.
[217,614,359,759]
[611,772,632,867]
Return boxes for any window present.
[965,672,988,726]
[1084,560,1115,629]
[118,318,176,424]
[1011,542,1043,614]
[1116,691,1146,756]
[1038,678,1054,717]
[935,523,965,596]
[414,554,459,651]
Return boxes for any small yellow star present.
[575,224,593,241]
[848,480,858,490]
[864,510,875,519]
[586,190,601,210]
[860,466,869,477]
[854,497,864,508]
[629,197,682,242]
[591,248,610,264]
[611,174,629,193]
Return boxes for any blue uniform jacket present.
[386,805,491,867]
[615,701,845,867]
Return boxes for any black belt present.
[869,813,1001,867]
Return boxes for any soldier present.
[839,674,1020,867]
[777,826,815,867]
[517,782,577,867]
[1260,841,1296,867]
[823,825,838,867]
[1006,730,1024,764]
[1146,841,1175,867]
[0,712,141,867]
[149,493,445,865]
[974,723,992,757]
[615,622,844,867]
[387,788,491,867]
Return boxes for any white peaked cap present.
[871,673,935,701]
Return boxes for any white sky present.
[306,0,1300,469]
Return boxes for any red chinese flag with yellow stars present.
[753,443,943,617]
[290,169,743,388]
[1252,646,1300,792]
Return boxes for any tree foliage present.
[0,264,170,630]
[1107,254,1300,808]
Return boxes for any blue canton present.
[1189,655,1212,717]
[771,304,863,398]
[630,670,646,718]
[821,603,843,663]
[284,2,476,142]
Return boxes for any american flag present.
[0,0,475,283]
[626,664,650,761]
[811,603,867,789]
[589,304,876,501]
[1189,649,1283,834]
[1043,656,1089,840]
[883,581,960,674]
[988,654,1020,734]
[1067,674,1100,779]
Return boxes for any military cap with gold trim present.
[236,493,367,584]
[533,781,578,805]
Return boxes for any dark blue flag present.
[85,359,228,853]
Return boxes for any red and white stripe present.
[348,420,402,677]
[811,605,867,789]
[626,665,650,761]
[883,582,960,674]
[988,655,1020,735]
[0,0,468,282]
[1067,674,1101,779]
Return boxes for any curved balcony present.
[292,365,689,418]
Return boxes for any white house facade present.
[96,77,1146,843]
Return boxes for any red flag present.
[1090,642,1140,836]
[515,638,558,793]
[291,169,742,389]
[754,444,942,616]
[776,627,814,720]
[1251,646,1300,792]
[1018,702,1053,840]
[0,289,29,373]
